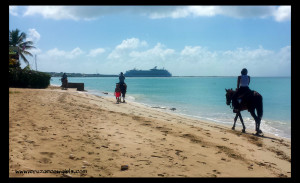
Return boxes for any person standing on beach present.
[232,68,251,112]
[114,83,121,104]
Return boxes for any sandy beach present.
[9,87,291,177]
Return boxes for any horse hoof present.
[255,130,263,136]
[242,129,246,133]
[232,127,235,130]
[257,129,263,134]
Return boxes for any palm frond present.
[9,29,36,66]
[22,40,34,45]
[17,32,26,44]
[19,52,29,65]
[22,50,34,57]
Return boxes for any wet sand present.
[9,87,291,177]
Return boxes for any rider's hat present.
[241,68,248,75]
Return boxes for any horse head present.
[225,88,234,105]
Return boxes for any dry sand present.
[9,87,291,177]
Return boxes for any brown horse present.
[225,88,263,135]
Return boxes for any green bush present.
[9,68,51,88]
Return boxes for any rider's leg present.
[232,91,239,113]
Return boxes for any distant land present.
[46,72,118,77]
[46,72,287,78]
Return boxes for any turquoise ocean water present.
[51,77,291,139]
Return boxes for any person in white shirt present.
[232,68,251,112]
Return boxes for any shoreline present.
[83,85,291,141]
[50,77,291,140]
[9,87,291,177]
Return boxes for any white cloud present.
[216,6,275,19]
[273,6,291,22]
[32,38,290,76]
[46,47,84,59]
[23,6,126,21]
[149,6,291,22]
[221,46,274,62]
[87,48,105,57]
[149,6,218,19]
[22,6,290,22]
[70,47,84,58]
[29,48,42,55]
[46,48,65,57]
[24,6,78,20]
[116,38,148,50]
[26,28,41,43]
[181,46,203,56]
[108,38,148,59]
[276,46,291,65]
[126,44,289,76]
[129,43,175,61]
[106,40,175,71]
[9,6,18,16]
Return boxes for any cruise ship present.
[124,66,172,77]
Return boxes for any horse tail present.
[256,94,263,120]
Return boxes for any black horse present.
[119,83,127,103]
[225,88,263,135]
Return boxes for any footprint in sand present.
[39,152,55,158]
[197,161,207,165]
[212,169,221,175]
[221,138,229,141]
[39,157,52,164]
[248,164,254,170]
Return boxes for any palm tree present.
[9,29,35,65]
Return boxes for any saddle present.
[233,90,253,112]
[237,90,253,102]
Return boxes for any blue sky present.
[9,6,291,76]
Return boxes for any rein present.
[229,99,233,109]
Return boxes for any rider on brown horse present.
[232,68,251,113]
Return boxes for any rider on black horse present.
[232,68,251,113]
[118,72,127,103]
[61,73,68,90]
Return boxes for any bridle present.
[226,90,234,109]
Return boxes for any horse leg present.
[256,119,262,134]
[122,93,125,103]
[238,112,246,133]
[249,110,262,134]
[249,110,258,131]
[232,113,239,130]
[255,111,263,134]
